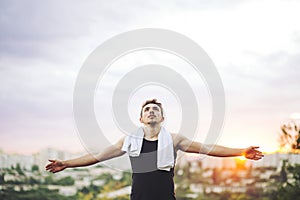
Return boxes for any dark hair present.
[140,99,164,117]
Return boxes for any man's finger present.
[45,163,53,168]
[45,165,51,170]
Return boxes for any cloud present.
[0,0,143,61]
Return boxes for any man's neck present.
[143,124,161,140]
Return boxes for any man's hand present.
[45,159,67,173]
[243,146,264,160]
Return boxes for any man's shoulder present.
[170,133,177,139]
[170,133,184,138]
[170,133,185,147]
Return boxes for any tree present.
[57,176,75,186]
[0,186,76,200]
[279,121,300,153]
[15,163,24,175]
[31,165,39,172]
[0,172,4,184]
[268,163,300,200]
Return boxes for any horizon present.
[0,143,289,156]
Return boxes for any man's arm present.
[175,135,263,160]
[45,137,125,173]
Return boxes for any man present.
[46,99,263,200]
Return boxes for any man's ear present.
[161,116,165,122]
[140,117,143,123]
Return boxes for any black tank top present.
[129,139,176,200]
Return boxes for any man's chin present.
[147,121,159,126]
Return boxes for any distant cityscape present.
[1,148,300,199]
[1,148,300,172]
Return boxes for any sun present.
[234,156,247,169]
[236,156,246,161]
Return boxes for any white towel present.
[122,127,175,171]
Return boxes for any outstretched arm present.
[45,137,125,173]
[176,135,263,160]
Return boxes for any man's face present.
[140,103,164,125]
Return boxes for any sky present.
[0,0,300,155]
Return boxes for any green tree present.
[15,163,24,175]
[0,186,76,200]
[268,163,300,200]
[0,172,4,184]
[27,177,40,185]
[44,175,54,185]
[57,176,75,186]
[31,164,39,172]
[119,171,131,186]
